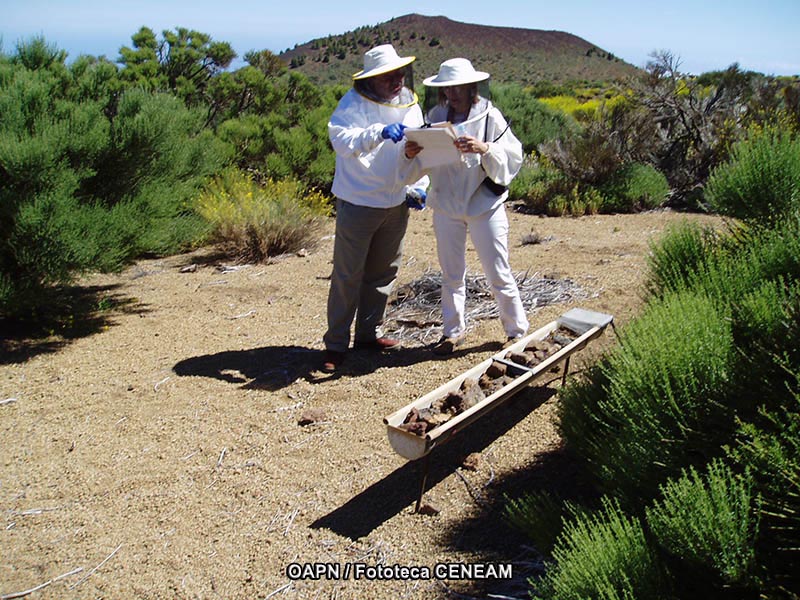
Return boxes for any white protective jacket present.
[423,98,523,217]
[328,88,429,208]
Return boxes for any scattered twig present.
[216,264,250,273]
[455,470,489,508]
[384,269,592,344]
[11,507,61,516]
[68,543,122,589]
[263,582,292,599]
[216,447,227,469]
[1,567,83,599]
[227,309,256,320]
[484,456,496,489]
[194,279,228,291]
[153,377,170,392]
[273,401,303,412]
[1,398,18,406]
[283,508,299,536]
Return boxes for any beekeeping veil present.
[352,44,418,107]
[421,58,492,125]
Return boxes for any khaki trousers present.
[323,199,409,352]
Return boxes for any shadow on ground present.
[309,386,558,539]
[438,440,600,599]
[1,284,148,364]
[308,382,601,599]
[172,340,502,391]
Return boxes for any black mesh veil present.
[353,64,417,106]
[421,78,491,124]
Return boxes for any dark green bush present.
[0,59,231,315]
[679,217,800,313]
[492,83,579,153]
[558,291,735,502]
[599,162,669,212]
[509,158,572,213]
[705,128,800,226]
[644,220,723,299]
[531,498,666,600]
[646,460,759,586]
[731,383,800,594]
[504,491,585,556]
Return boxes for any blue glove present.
[405,188,427,210]
[381,123,407,143]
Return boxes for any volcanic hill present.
[279,13,640,86]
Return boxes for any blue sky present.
[3,0,799,76]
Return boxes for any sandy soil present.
[0,206,724,599]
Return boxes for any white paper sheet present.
[404,123,461,169]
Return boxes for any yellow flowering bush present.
[195,169,331,262]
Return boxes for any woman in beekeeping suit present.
[409,58,528,354]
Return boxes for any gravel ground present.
[0,206,725,599]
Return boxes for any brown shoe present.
[321,350,345,373]
[353,337,400,351]
[432,335,465,356]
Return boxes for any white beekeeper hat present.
[352,44,416,80]
[423,58,490,87]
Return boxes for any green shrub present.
[581,186,603,215]
[679,216,800,313]
[731,385,800,593]
[509,158,572,213]
[504,491,585,556]
[195,169,331,262]
[492,83,579,153]
[645,220,723,299]
[90,89,230,208]
[532,498,666,600]
[0,66,231,315]
[558,291,735,502]
[705,128,800,226]
[547,194,569,217]
[646,460,759,586]
[599,162,669,212]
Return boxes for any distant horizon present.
[4,3,799,77]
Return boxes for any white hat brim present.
[352,55,415,80]
[422,70,490,87]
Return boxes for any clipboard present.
[404,122,461,169]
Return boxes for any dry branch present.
[384,269,592,344]
[1,567,83,599]
[68,544,122,589]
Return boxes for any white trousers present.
[432,205,529,339]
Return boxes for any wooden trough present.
[383,308,614,510]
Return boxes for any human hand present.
[404,140,423,159]
[381,123,407,143]
[405,188,427,210]
[455,135,488,155]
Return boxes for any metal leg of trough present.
[561,356,572,387]
[414,453,431,513]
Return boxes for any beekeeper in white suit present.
[407,58,528,354]
[322,44,428,373]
